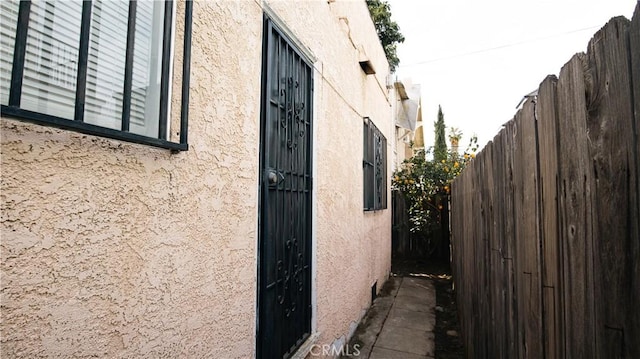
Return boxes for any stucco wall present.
[1,0,392,357]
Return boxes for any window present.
[363,117,387,211]
[1,0,193,151]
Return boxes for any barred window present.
[363,117,387,211]
[1,0,192,151]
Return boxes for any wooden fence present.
[392,190,451,260]
[450,6,640,359]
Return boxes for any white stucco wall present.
[1,0,392,357]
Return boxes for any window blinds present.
[0,0,19,106]
[3,0,165,137]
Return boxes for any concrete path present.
[344,276,436,359]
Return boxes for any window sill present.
[1,105,188,151]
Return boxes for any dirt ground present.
[391,258,465,359]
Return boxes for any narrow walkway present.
[344,276,436,358]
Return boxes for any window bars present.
[363,117,387,211]
[0,0,192,151]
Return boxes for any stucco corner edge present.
[290,332,321,359]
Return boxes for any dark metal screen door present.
[258,16,313,359]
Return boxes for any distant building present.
[391,79,424,171]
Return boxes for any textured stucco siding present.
[1,0,392,357]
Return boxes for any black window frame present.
[363,117,387,211]
[1,0,193,152]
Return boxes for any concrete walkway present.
[344,276,436,359]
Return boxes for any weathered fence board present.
[629,7,640,359]
[537,75,563,359]
[557,52,597,359]
[490,138,507,359]
[485,141,505,359]
[451,5,640,358]
[516,98,544,359]
[585,15,639,358]
[477,146,490,359]
[503,119,518,358]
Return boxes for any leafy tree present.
[434,105,447,163]
[393,134,478,256]
[366,0,405,72]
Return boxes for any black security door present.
[257,16,313,359]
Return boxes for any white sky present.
[388,0,637,151]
